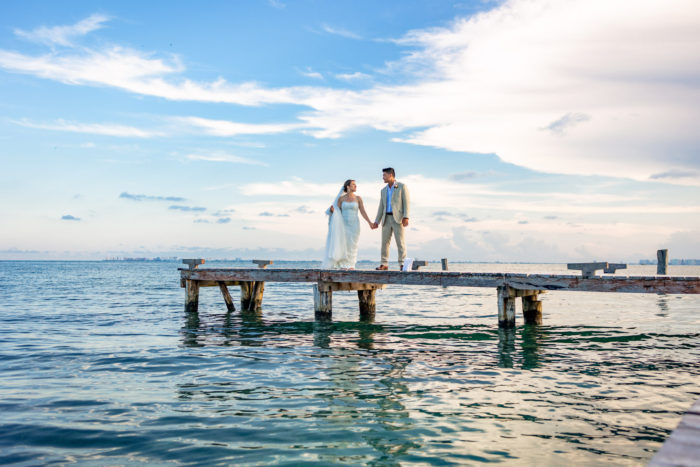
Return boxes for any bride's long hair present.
[343,179,354,193]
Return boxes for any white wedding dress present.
[338,201,360,269]
[323,198,360,269]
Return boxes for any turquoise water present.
[1,261,698,466]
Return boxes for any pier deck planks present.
[180,268,700,294]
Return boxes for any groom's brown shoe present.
[375,265,389,270]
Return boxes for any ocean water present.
[1,260,699,466]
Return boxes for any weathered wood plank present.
[318,282,386,292]
[180,269,700,294]
[182,258,205,270]
[650,397,700,466]
[190,280,242,287]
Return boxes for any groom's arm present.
[401,185,410,227]
[374,196,384,225]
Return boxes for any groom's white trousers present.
[381,216,406,267]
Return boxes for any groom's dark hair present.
[382,167,395,177]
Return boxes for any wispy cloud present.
[216,217,231,224]
[12,118,161,138]
[650,169,699,180]
[299,67,324,80]
[61,214,81,221]
[336,71,370,82]
[449,171,478,182]
[15,13,109,46]
[541,112,591,135]
[176,116,306,137]
[213,209,236,217]
[186,152,267,166]
[321,24,362,40]
[169,205,206,212]
[120,192,186,202]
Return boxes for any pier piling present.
[657,249,669,275]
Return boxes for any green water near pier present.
[1,261,698,465]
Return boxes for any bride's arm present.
[357,197,372,224]
[336,195,345,211]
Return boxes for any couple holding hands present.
[323,167,410,270]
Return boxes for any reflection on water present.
[1,261,699,465]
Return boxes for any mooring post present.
[185,280,200,313]
[441,258,449,271]
[358,289,376,321]
[657,249,669,275]
[497,286,516,328]
[313,283,332,320]
[218,281,235,312]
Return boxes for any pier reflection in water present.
[175,296,696,465]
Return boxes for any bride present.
[323,179,373,269]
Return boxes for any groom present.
[371,167,410,270]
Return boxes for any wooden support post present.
[358,289,376,321]
[240,281,264,311]
[253,260,273,269]
[441,258,449,271]
[522,295,543,325]
[240,281,253,310]
[313,284,332,320]
[185,280,200,313]
[412,260,428,271]
[218,281,235,312]
[251,281,265,310]
[657,249,668,275]
[497,286,516,328]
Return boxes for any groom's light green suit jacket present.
[375,182,410,225]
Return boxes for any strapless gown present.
[338,201,360,269]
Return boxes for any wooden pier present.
[179,260,700,327]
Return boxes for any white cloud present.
[2,4,699,183]
[186,152,268,166]
[335,71,371,82]
[240,178,342,197]
[14,13,109,46]
[12,118,161,138]
[175,116,307,136]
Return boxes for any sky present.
[1,0,699,262]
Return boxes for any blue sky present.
[1,0,699,261]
